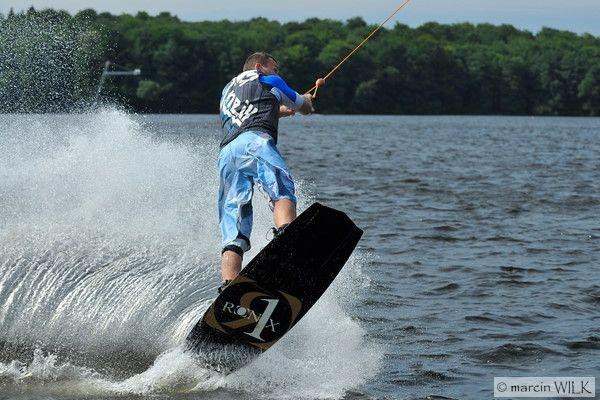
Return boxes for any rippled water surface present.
[0,113,598,399]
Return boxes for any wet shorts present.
[218,131,297,253]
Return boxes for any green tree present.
[579,65,600,115]
[2,9,599,115]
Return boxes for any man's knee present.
[273,197,296,205]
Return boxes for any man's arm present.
[279,105,295,117]
[260,75,314,115]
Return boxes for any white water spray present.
[0,110,381,398]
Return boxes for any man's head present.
[243,52,279,75]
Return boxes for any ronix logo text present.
[222,298,280,342]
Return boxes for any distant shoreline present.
[2,8,599,116]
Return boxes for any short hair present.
[243,52,278,71]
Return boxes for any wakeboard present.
[185,202,363,372]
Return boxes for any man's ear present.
[254,63,262,71]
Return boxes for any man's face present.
[257,58,279,75]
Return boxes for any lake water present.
[0,112,598,399]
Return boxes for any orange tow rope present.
[306,0,413,97]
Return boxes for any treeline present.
[2,7,600,115]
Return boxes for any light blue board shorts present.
[218,131,297,253]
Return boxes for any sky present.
[3,0,600,36]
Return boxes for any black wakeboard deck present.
[185,202,363,372]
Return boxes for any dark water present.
[1,113,598,399]
[281,115,600,399]
[279,115,600,399]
